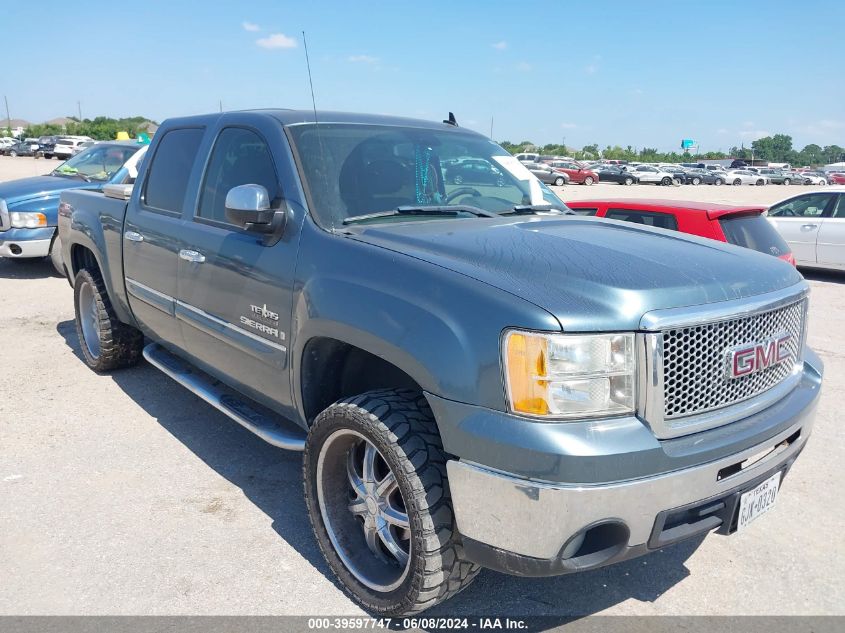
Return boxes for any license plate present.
[737,472,781,532]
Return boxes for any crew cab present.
[565,198,796,264]
[59,110,822,616]
[0,140,147,273]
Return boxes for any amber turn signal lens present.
[504,332,549,415]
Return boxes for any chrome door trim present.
[175,300,287,358]
[639,283,809,331]
[126,277,175,315]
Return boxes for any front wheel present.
[583,176,594,186]
[691,177,701,185]
[73,268,144,372]
[756,179,765,186]
[553,176,565,186]
[783,178,791,186]
[304,389,479,615]
[820,180,827,186]
[661,177,672,186]
[624,177,634,186]
[9,150,16,157]
[714,178,724,186]
[733,178,742,186]
[452,174,463,185]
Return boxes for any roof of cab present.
[158,109,482,134]
[566,198,767,219]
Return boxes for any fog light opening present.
[9,244,22,255]
[560,521,630,570]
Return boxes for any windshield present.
[287,123,568,226]
[52,144,139,182]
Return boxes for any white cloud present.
[256,33,297,49]
[514,61,532,72]
[717,128,728,135]
[739,129,771,140]
[560,122,578,129]
[348,55,379,64]
[492,41,508,50]
[242,21,260,32]
[584,63,598,74]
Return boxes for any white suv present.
[628,165,677,185]
[53,137,92,160]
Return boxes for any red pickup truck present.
[565,198,796,265]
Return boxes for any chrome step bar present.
[142,343,306,451]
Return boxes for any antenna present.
[302,30,318,124]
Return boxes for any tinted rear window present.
[144,128,204,214]
[605,209,678,230]
[719,214,790,257]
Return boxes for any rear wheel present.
[452,174,463,184]
[304,389,479,615]
[733,178,742,186]
[661,177,672,186]
[756,179,764,186]
[820,179,827,186]
[783,178,791,186]
[553,176,565,186]
[9,150,16,157]
[73,268,144,372]
[714,178,724,186]
[692,177,701,185]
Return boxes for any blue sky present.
[3,1,842,152]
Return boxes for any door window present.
[197,127,280,225]
[569,207,598,216]
[143,128,205,214]
[605,209,678,230]
[833,194,845,218]
[768,193,836,218]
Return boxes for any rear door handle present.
[179,249,206,263]
[801,223,819,231]
[124,231,144,242]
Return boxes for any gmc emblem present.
[726,332,792,379]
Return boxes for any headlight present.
[503,330,636,418]
[10,211,47,228]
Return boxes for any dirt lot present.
[0,159,843,618]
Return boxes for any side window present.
[144,128,204,214]
[197,127,279,225]
[605,209,678,230]
[569,207,598,216]
[768,193,836,218]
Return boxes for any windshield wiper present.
[73,172,92,182]
[343,205,497,225]
[500,204,572,216]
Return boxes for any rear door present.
[815,194,845,269]
[766,192,838,265]
[123,127,205,345]
[174,117,299,413]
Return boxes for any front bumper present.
[444,351,822,573]
[0,227,55,258]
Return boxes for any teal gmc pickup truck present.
[58,110,823,615]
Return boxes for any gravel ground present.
[0,159,843,618]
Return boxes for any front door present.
[175,121,299,414]
[766,192,838,265]
[124,127,205,345]
[816,194,845,269]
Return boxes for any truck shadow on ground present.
[0,257,62,279]
[56,319,703,624]
[800,268,845,284]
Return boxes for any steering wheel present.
[445,187,482,203]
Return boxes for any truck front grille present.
[662,299,806,420]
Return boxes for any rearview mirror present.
[225,184,276,232]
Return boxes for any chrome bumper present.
[448,356,821,562]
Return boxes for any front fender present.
[291,223,561,419]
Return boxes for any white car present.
[53,137,93,160]
[725,169,768,186]
[800,172,828,185]
[766,187,845,270]
[627,165,677,185]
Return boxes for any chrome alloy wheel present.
[316,429,411,592]
[77,279,101,359]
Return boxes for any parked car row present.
[0,135,94,158]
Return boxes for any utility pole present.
[489,115,493,139]
[219,100,223,113]
[3,95,10,134]
[77,101,82,121]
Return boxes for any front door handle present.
[124,231,144,242]
[800,223,819,231]
[179,249,206,263]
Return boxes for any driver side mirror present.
[225,184,278,233]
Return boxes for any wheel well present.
[70,244,100,279]
[301,337,422,424]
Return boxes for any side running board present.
[142,343,306,451]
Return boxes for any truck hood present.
[0,175,93,207]
[349,216,803,331]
